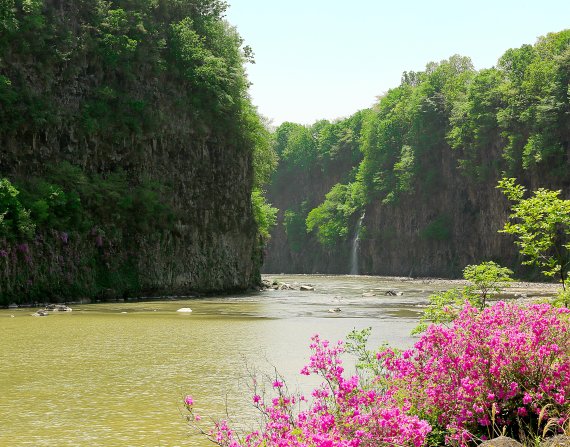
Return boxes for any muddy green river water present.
[0,274,499,446]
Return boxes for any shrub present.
[413,261,514,334]
[420,214,451,241]
[462,261,513,308]
[382,302,570,444]
[251,189,277,241]
[188,302,570,447]
[498,177,570,288]
[186,335,431,447]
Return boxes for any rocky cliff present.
[0,0,264,303]
[264,31,570,278]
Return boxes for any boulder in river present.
[300,285,315,291]
[45,304,72,312]
[32,310,49,317]
[385,290,403,296]
[176,308,193,313]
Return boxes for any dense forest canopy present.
[270,29,570,250]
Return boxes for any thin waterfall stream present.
[349,212,365,275]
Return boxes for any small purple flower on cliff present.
[60,232,69,244]
[0,249,7,258]
[17,243,29,253]
[184,395,194,406]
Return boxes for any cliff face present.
[359,142,517,278]
[263,162,353,274]
[0,0,261,303]
[264,136,566,279]
[263,32,570,278]
[263,137,514,277]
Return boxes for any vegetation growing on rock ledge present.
[265,29,570,277]
[0,0,276,304]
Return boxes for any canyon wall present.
[0,0,263,303]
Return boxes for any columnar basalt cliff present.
[264,31,570,278]
[0,0,265,303]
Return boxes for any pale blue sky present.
[225,0,570,126]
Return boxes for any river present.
[0,274,554,446]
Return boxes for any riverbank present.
[263,273,562,299]
[4,273,560,310]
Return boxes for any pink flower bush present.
[187,302,570,446]
[188,334,431,447]
[381,301,570,443]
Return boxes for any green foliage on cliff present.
[0,0,274,302]
[359,55,474,204]
[283,204,309,252]
[271,29,570,251]
[498,177,570,288]
[306,182,364,247]
[251,189,277,241]
[0,163,176,303]
[274,110,371,173]
[450,31,570,179]
[15,162,175,236]
[420,214,452,241]
[0,0,261,135]
[0,179,35,240]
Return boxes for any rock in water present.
[45,304,72,312]
[177,308,193,313]
[300,285,315,291]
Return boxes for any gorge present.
[263,30,570,279]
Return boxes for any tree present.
[251,189,277,241]
[413,261,513,334]
[498,177,570,289]
[306,182,363,247]
[463,261,513,307]
[0,178,35,240]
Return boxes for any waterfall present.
[349,212,365,275]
